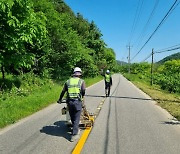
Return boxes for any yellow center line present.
[72,97,106,154]
[72,124,93,154]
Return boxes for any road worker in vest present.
[57,67,86,142]
[104,70,112,97]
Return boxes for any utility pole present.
[126,44,132,74]
[151,48,154,85]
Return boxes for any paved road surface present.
[0,74,180,154]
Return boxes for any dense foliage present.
[119,59,180,93]
[0,0,47,79]
[154,60,180,93]
[0,0,118,84]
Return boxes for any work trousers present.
[105,82,111,96]
[68,99,82,135]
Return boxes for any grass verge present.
[124,73,180,121]
[84,75,103,87]
[0,75,103,128]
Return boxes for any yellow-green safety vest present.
[105,74,111,82]
[67,77,83,99]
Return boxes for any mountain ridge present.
[157,52,180,64]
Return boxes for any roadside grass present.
[123,73,180,121]
[84,75,103,87]
[0,83,61,128]
[0,75,103,128]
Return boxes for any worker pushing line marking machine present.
[57,67,95,142]
[61,99,94,128]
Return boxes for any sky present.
[64,0,180,63]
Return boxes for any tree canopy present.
[0,0,118,79]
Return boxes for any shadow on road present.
[86,94,153,101]
[85,94,105,98]
[161,119,180,125]
[40,121,71,141]
[85,94,180,103]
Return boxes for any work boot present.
[71,129,80,135]
[70,134,80,142]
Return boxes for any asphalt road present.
[0,74,180,154]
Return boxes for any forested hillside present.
[157,52,180,64]
[116,60,128,65]
[0,0,117,81]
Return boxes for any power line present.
[131,0,179,61]
[165,0,180,19]
[128,0,141,43]
[155,43,180,52]
[142,44,180,62]
[155,46,180,53]
[134,0,159,49]
[128,0,144,44]
[132,0,178,61]
[142,53,152,62]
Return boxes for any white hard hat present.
[74,67,82,73]
[106,70,110,73]
[73,67,82,75]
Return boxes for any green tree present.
[0,0,47,79]
[104,48,116,70]
[32,0,103,78]
[131,62,151,74]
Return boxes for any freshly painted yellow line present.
[72,125,93,154]
[72,97,106,154]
